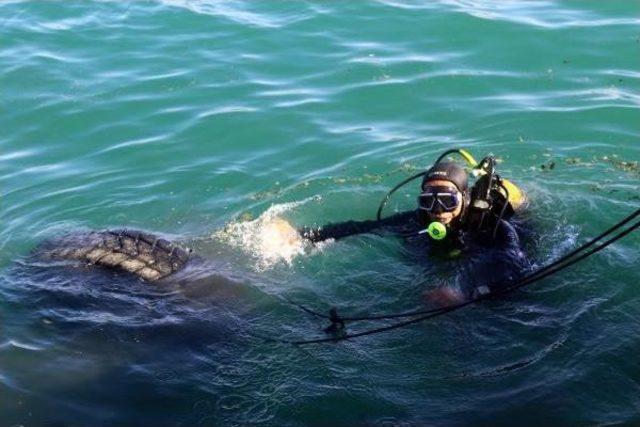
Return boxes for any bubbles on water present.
[212,196,329,270]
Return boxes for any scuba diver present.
[298,149,531,304]
[36,149,529,306]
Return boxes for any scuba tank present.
[467,155,527,234]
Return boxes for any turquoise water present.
[1,1,639,425]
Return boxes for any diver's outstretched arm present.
[37,229,191,281]
[300,210,417,243]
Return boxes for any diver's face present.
[419,180,463,225]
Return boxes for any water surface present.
[1,1,639,425]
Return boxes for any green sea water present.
[1,1,639,426]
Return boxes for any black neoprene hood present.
[422,162,468,193]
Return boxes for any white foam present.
[213,196,327,269]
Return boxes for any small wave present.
[212,196,327,269]
[463,329,569,378]
[437,0,639,29]
[547,223,579,262]
[0,339,44,352]
[160,0,310,29]
[476,87,640,113]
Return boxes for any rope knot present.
[324,307,345,334]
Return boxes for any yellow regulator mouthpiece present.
[427,221,447,240]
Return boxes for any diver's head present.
[419,180,463,225]
[418,162,469,226]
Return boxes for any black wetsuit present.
[302,209,530,299]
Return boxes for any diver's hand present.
[266,218,304,246]
[423,286,466,307]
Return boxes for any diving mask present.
[417,186,461,213]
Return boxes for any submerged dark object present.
[38,229,191,281]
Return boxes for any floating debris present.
[602,156,640,177]
[239,212,253,222]
[540,161,556,170]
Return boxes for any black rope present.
[323,308,346,334]
[281,295,328,320]
[283,294,451,322]
[284,207,640,324]
[267,208,640,345]
[286,217,640,345]
[497,216,640,296]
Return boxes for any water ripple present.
[1,0,639,425]
[161,0,313,29]
[437,0,640,29]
